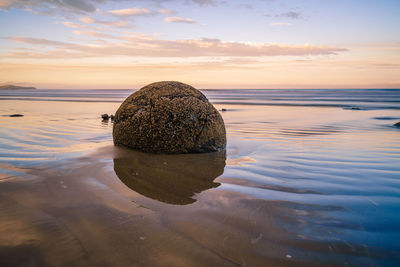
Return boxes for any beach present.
[1,89,400,266]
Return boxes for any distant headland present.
[0,85,37,90]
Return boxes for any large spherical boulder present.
[113,81,226,154]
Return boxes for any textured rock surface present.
[113,81,226,153]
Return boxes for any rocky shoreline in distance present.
[0,85,36,90]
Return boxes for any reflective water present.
[114,149,225,205]
[0,89,400,266]
[1,88,400,109]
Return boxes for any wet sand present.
[0,146,300,266]
[1,144,398,266]
[1,92,400,266]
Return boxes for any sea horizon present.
[1,88,400,109]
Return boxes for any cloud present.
[191,0,217,5]
[62,21,87,29]
[79,16,130,28]
[0,0,219,16]
[0,0,105,13]
[164,16,196,24]
[108,8,153,16]
[6,35,348,59]
[270,22,291,26]
[0,0,14,7]
[72,30,116,39]
[105,20,129,28]
[277,11,301,19]
[158,9,175,14]
[9,36,72,47]
[265,11,303,20]
[79,16,95,23]
[240,3,253,9]
[0,0,217,14]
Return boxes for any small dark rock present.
[394,122,400,127]
[9,114,24,117]
[110,115,115,121]
[101,114,109,120]
[221,108,227,112]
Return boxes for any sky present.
[0,0,399,89]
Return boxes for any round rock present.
[113,81,226,154]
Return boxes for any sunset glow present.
[1,0,399,89]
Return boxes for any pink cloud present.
[164,16,196,24]
[108,8,153,16]
[6,35,348,58]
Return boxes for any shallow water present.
[0,89,400,266]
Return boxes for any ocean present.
[0,89,399,266]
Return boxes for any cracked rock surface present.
[113,81,226,154]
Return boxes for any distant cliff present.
[0,85,37,90]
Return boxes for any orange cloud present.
[72,31,117,39]
[108,8,153,16]
[6,35,347,58]
[0,0,13,7]
[164,16,196,24]
[62,21,88,29]
[78,16,130,28]
[159,9,175,14]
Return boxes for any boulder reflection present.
[113,149,226,205]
